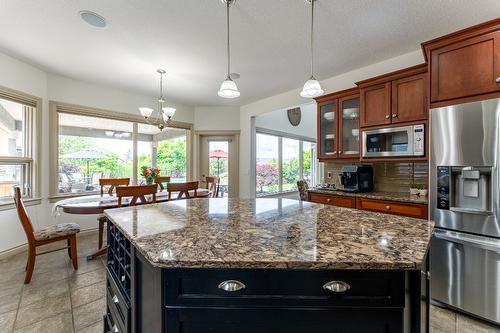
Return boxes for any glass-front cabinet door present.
[339,95,360,158]
[318,101,337,158]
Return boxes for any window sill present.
[48,191,100,203]
[0,197,42,211]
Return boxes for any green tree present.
[156,139,187,178]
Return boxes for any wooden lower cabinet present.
[307,192,428,219]
[308,192,356,208]
[356,198,428,219]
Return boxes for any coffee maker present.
[339,164,374,193]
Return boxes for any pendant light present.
[218,0,240,99]
[139,69,176,131]
[300,0,324,98]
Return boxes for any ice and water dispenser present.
[437,166,492,214]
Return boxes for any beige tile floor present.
[0,231,499,333]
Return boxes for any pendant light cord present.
[226,1,231,78]
[310,0,315,78]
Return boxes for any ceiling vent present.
[79,10,107,28]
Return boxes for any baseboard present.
[0,227,99,260]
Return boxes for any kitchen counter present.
[104,198,433,270]
[103,198,433,332]
[307,188,428,204]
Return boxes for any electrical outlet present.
[327,171,332,179]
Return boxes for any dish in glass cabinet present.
[343,108,359,118]
[344,150,359,154]
[325,134,335,139]
[351,129,359,137]
[323,112,335,121]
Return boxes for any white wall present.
[193,106,240,131]
[0,51,195,254]
[48,74,194,124]
[255,103,316,140]
[239,49,425,198]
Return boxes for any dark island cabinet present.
[104,220,132,333]
[105,218,429,333]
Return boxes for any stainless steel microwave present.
[361,124,425,158]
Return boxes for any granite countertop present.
[307,188,428,204]
[104,198,433,271]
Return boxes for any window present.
[58,113,133,194]
[0,95,39,202]
[256,133,279,195]
[256,131,317,197]
[138,124,187,183]
[51,102,191,196]
[282,138,300,192]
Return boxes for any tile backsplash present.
[322,161,428,193]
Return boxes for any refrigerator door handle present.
[434,230,500,253]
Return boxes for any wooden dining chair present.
[99,178,130,196]
[167,181,199,200]
[116,184,158,207]
[154,176,171,192]
[13,186,80,284]
[95,178,130,251]
[205,176,220,198]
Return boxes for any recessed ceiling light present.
[79,10,107,28]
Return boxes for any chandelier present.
[139,69,176,131]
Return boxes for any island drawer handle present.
[323,281,351,293]
[218,280,246,292]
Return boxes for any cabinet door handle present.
[323,281,351,293]
[112,294,119,304]
[385,115,390,119]
[385,205,391,210]
[392,114,398,118]
[496,77,500,83]
[218,280,246,292]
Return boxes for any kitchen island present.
[103,198,433,333]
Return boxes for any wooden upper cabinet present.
[317,100,338,159]
[315,88,359,161]
[356,64,428,128]
[422,19,500,106]
[391,73,428,124]
[359,83,391,127]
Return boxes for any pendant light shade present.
[218,0,240,99]
[218,77,240,98]
[301,0,323,99]
[300,76,324,98]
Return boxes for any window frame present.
[255,127,317,197]
[49,101,193,200]
[0,85,42,208]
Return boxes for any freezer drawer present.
[431,229,500,325]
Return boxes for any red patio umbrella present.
[209,150,228,177]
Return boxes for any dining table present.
[53,188,211,260]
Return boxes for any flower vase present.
[145,177,153,185]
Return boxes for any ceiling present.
[0,1,498,107]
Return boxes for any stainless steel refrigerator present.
[430,99,500,325]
